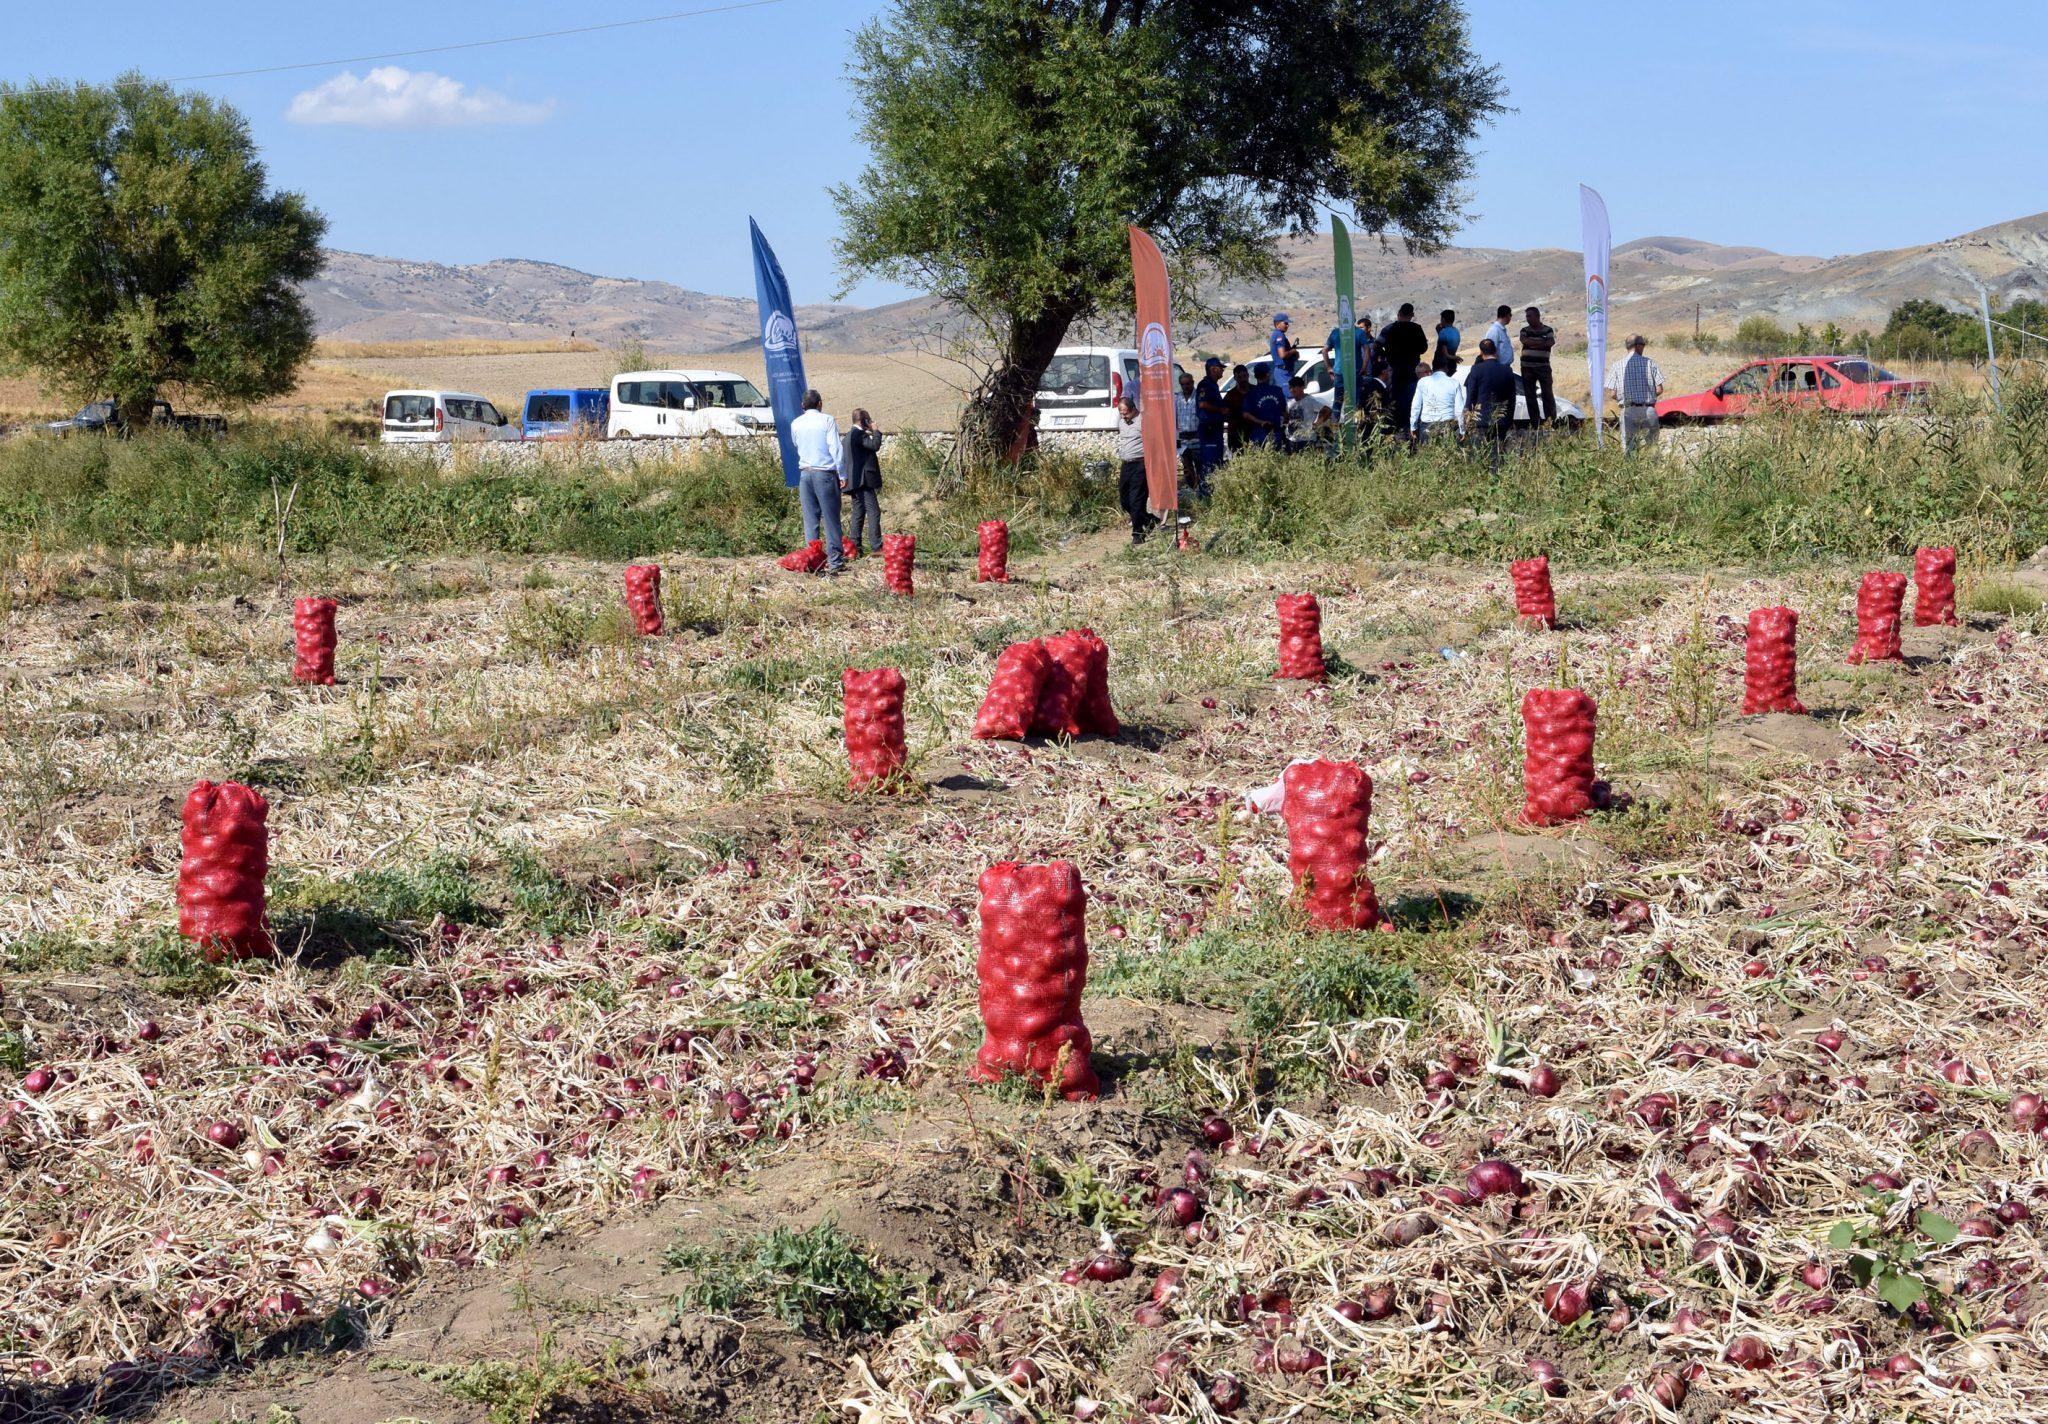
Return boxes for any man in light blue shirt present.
[1483,305,1515,373]
[789,389,846,574]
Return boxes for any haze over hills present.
[304,213,2047,353]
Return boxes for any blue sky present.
[8,1,2043,305]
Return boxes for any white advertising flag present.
[1580,184,1610,448]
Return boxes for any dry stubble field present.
[3,527,2048,1424]
[2,345,1968,436]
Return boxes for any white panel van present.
[608,370,777,440]
[380,391,518,444]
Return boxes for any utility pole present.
[1972,277,2002,415]
[1694,304,1700,344]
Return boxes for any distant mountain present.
[303,253,854,348]
[304,214,2048,353]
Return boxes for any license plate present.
[1053,415,1084,427]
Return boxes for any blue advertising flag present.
[750,218,807,487]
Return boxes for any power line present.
[6,0,794,91]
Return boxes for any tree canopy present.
[0,74,326,424]
[834,0,1504,457]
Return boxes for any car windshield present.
[1830,359,1898,385]
[694,380,768,409]
[385,395,436,422]
[1039,354,1111,394]
[78,402,114,421]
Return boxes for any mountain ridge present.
[302,213,2048,353]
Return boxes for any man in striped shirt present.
[1604,334,1665,451]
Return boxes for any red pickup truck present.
[1657,356,1929,425]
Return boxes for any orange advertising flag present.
[1127,225,1179,518]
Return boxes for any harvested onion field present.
[3,523,2048,1424]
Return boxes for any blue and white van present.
[521,388,610,440]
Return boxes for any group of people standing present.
[1112,299,1572,540]
[790,388,885,575]
[1282,301,1565,448]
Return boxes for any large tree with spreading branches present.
[0,74,326,428]
[834,0,1504,460]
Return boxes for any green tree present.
[834,0,1504,459]
[0,74,326,427]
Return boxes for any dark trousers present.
[1523,366,1557,425]
[1389,379,1418,436]
[846,487,882,552]
[1119,459,1159,542]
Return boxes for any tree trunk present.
[960,306,1080,470]
[118,393,158,435]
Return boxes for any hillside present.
[303,213,2048,352]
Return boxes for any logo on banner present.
[763,312,799,353]
[1339,296,1354,325]
[1140,321,1171,370]
[1585,274,1606,320]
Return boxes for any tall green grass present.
[4,379,2041,569]
[1203,382,2048,568]
[0,427,799,558]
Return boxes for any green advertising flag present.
[1333,216,1358,451]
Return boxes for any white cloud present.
[287,67,553,129]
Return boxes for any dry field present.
[3,519,2047,1423]
[1,344,1969,437]
[308,348,981,434]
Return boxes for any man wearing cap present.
[1194,357,1228,489]
[1604,334,1666,450]
[1269,313,1300,383]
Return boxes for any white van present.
[1035,347,1141,433]
[608,370,777,440]
[380,390,518,444]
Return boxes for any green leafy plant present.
[1032,1155,1144,1232]
[1827,1196,1957,1314]
[665,1221,911,1338]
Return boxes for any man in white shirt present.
[789,389,847,573]
[1114,397,1158,544]
[1174,370,1201,493]
[1408,360,1467,446]
[1483,304,1515,373]
[1603,335,1666,451]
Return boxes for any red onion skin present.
[1083,1253,1133,1283]
[1206,1375,1247,1415]
[1467,1158,1525,1200]
[1541,1282,1590,1325]
[1726,1335,1774,1370]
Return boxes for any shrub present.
[1733,316,1791,355]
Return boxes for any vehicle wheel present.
[1564,416,1583,434]
[1662,412,1691,428]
